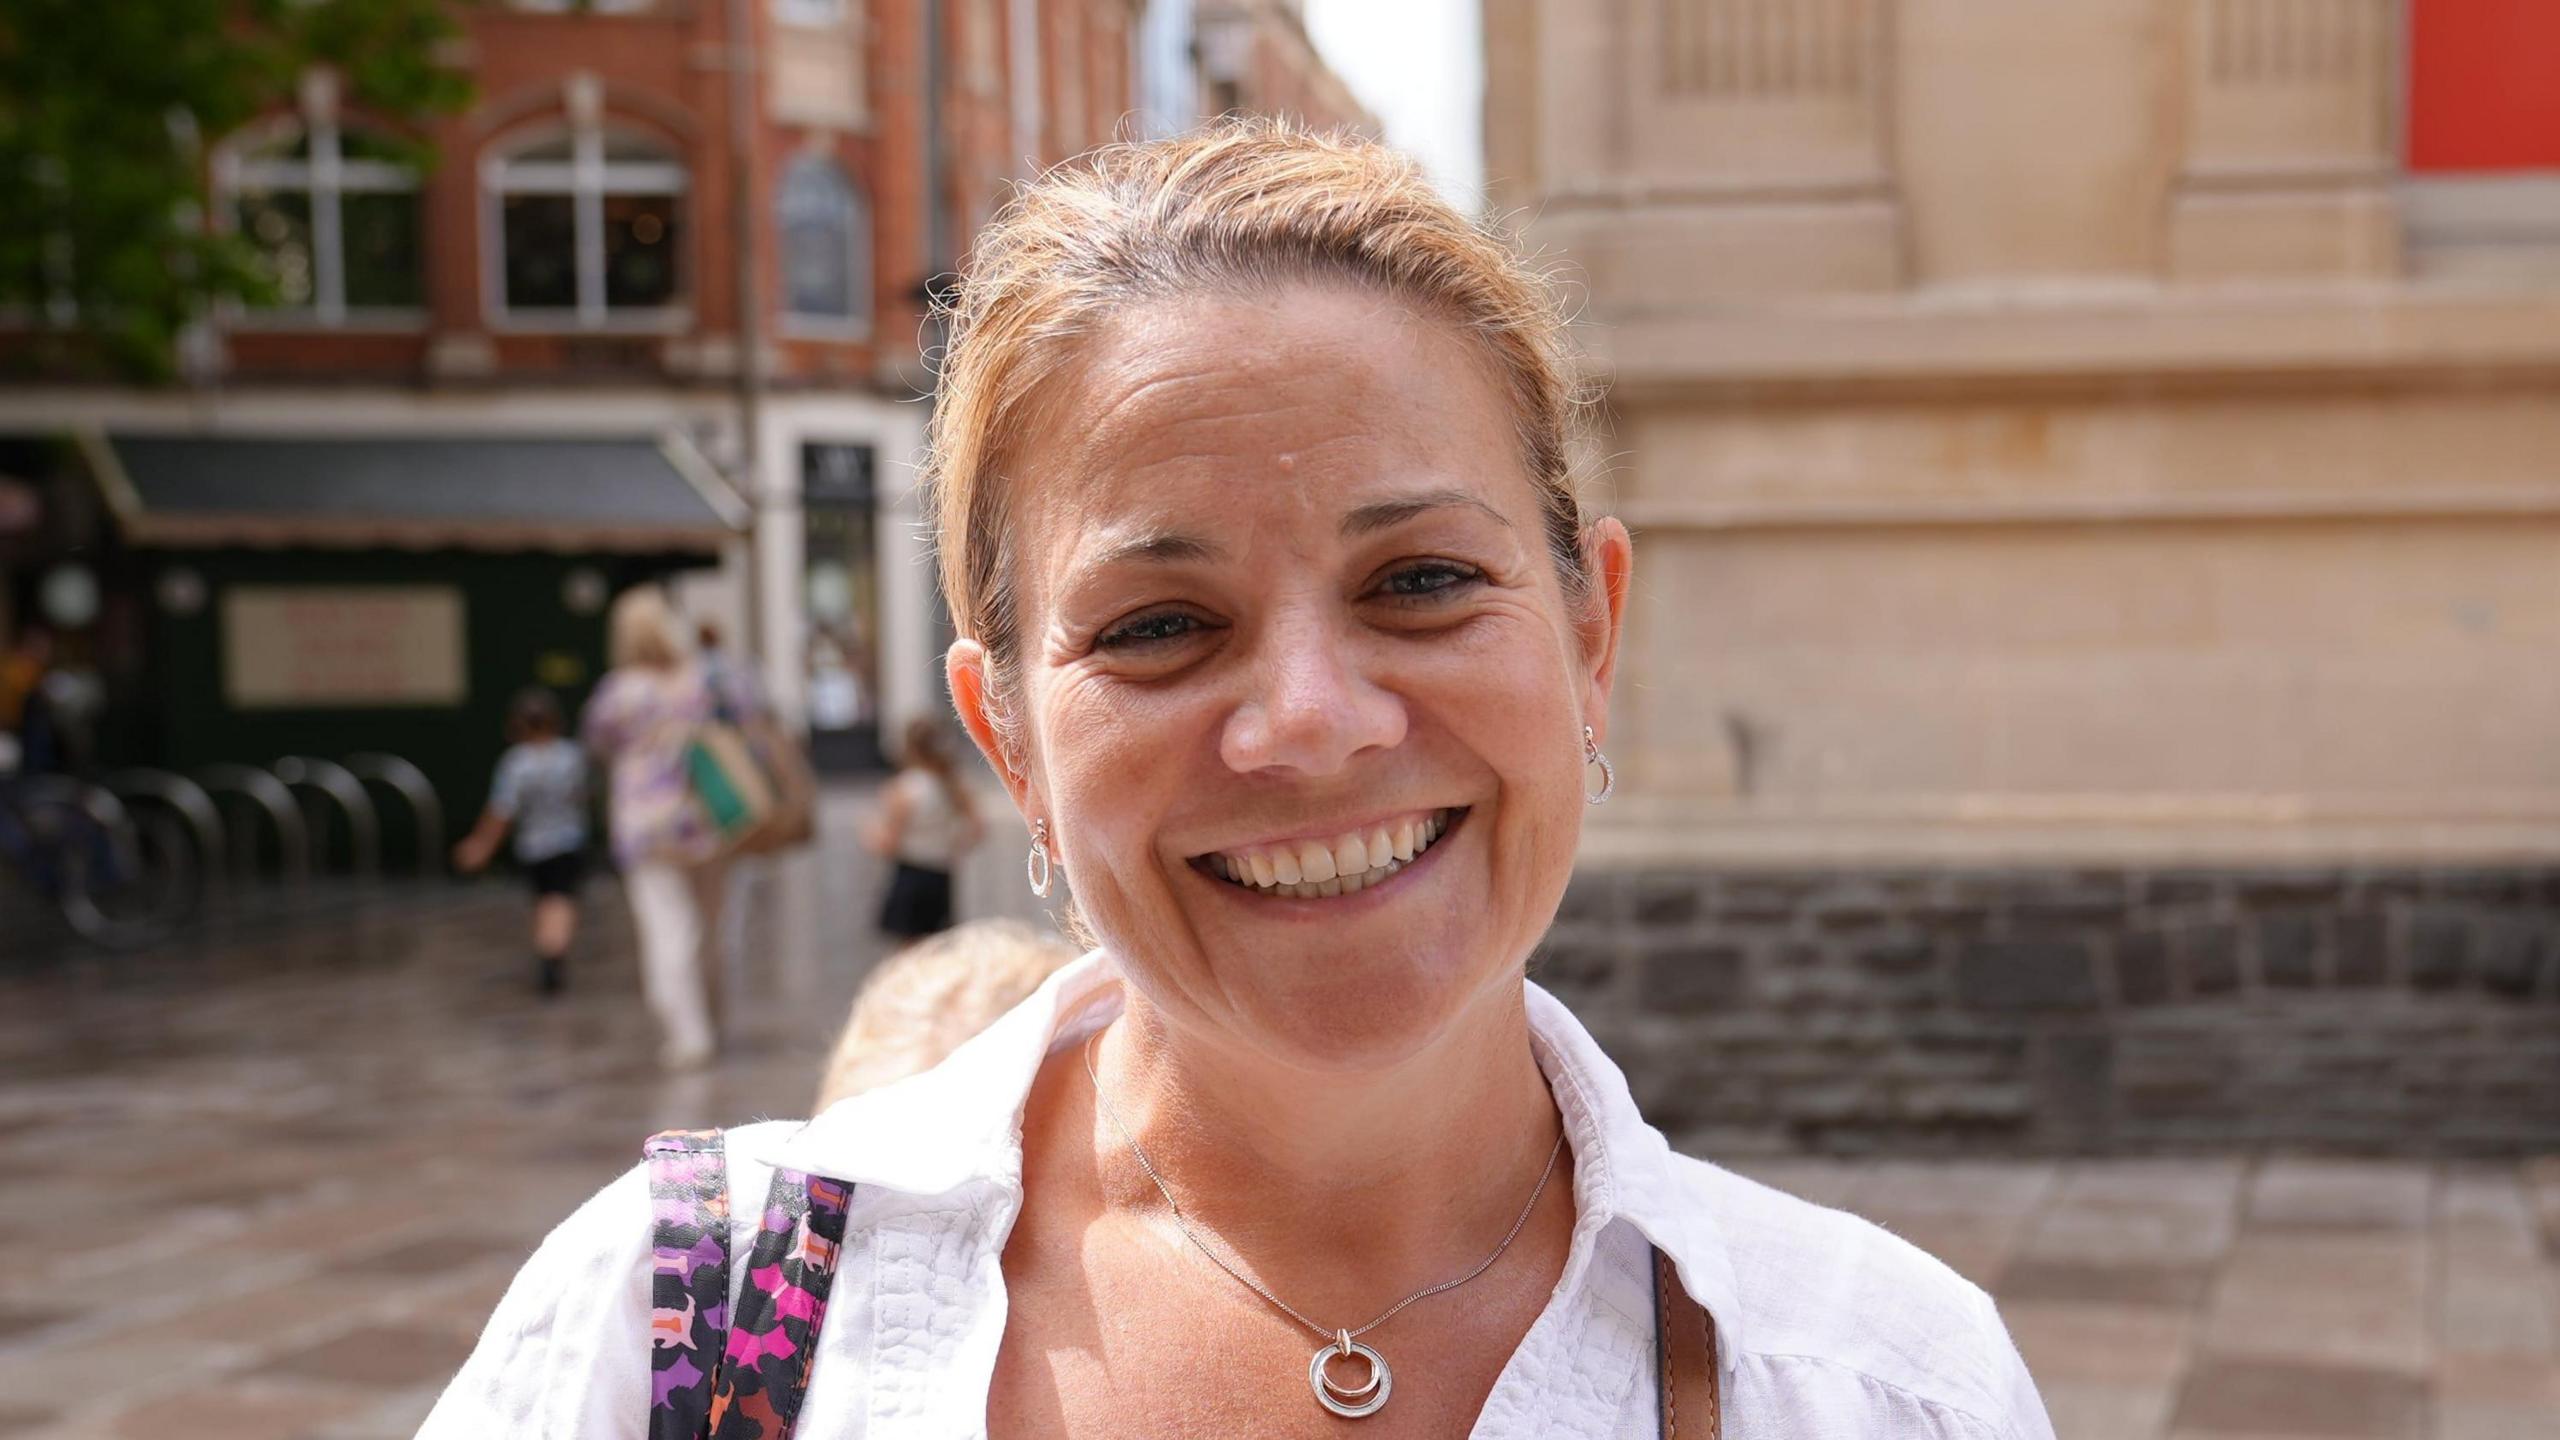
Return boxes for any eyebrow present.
[1085,530,1225,571]
[1078,487,1511,574]
[1341,488,1512,538]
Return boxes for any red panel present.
[2409,0,2560,171]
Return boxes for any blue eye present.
[1382,563,1481,600]
[1097,611,1201,650]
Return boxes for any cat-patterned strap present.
[1653,1247,1723,1440]
[644,1129,854,1440]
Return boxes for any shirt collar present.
[762,950,1749,1371]
[1521,979,1751,1374]
[762,952,1122,1195]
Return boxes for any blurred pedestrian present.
[0,626,57,775]
[812,918,1078,1109]
[452,687,589,997]
[693,619,759,708]
[687,615,814,992]
[865,715,984,945]
[581,588,756,1071]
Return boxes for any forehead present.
[1010,285,1527,544]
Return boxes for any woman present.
[581,588,751,1072]
[866,716,987,944]
[425,122,2053,1438]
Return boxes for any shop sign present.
[223,585,466,709]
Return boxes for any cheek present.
[1417,612,1591,870]
[1415,605,1589,754]
[1032,669,1202,868]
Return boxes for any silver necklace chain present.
[1080,1027,1567,1346]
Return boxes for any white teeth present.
[1207,810,1459,899]
[1297,839,1338,884]
[1330,834,1366,879]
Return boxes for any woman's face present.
[951,284,1630,1072]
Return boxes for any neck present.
[1084,977,1568,1308]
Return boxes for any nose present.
[1219,614,1407,778]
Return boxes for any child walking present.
[865,717,984,945]
[454,688,591,995]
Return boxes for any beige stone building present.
[1488,0,2560,872]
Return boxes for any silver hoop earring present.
[1027,818,1054,899]
[1582,725,1614,806]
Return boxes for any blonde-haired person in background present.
[425,119,2053,1438]
[814,919,1080,1109]
[580,586,760,1072]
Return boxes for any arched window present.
[779,156,870,327]
[219,115,423,323]
[486,123,687,326]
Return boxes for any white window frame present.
[482,121,691,332]
[777,156,872,336]
[214,111,425,330]
[774,0,846,26]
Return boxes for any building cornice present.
[1586,287,2560,398]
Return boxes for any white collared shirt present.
[422,954,2054,1439]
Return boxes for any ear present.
[946,638,1041,827]
[1572,517,1634,748]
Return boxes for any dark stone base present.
[1536,866,2560,1155]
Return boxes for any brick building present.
[1192,0,1378,133]
[0,0,1237,808]
[1488,0,2560,1152]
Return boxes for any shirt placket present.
[860,1205,1007,1439]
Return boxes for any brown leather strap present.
[1653,1247,1722,1440]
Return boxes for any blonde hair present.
[814,919,1081,1108]
[924,117,1592,748]
[607,587,688,672]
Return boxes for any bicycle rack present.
[104,770,227,885]
[344,753,445,876]
[195,764,312,883]
[274,756,381,877]
[15,778,147,938]
[16,777,144,876]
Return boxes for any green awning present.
[84,431,747,553]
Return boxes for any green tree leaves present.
[0,0,474,379]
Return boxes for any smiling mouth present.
[1194,807,1466,900]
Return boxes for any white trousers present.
[623,858,732,1061]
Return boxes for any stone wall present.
[1536,866,2560,1155]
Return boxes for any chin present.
[1209,925,1515,1074]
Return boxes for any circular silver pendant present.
[1309,1336,1392,1419]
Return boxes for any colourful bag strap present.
[645,1129,856,1440]
[647,1130,734,1440]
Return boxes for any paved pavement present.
[1724,1154,2560,1440]
[1,786,2555,1438]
